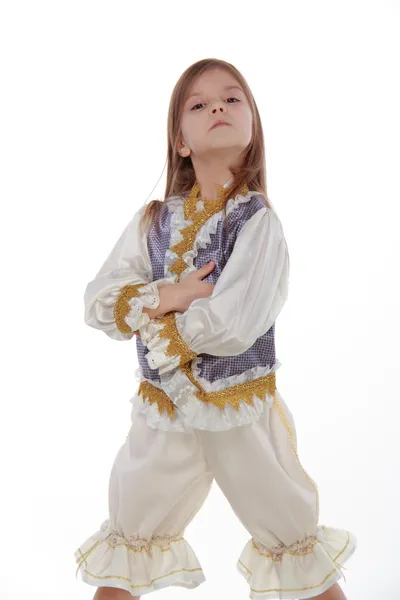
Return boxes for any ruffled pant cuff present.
[237,525,357,600]
[74,520,206,596]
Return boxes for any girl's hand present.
[138,261,216,324]
[173,261,216,312]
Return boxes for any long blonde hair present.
[140,58,272,234]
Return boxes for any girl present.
[74,58,357,600]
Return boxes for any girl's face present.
[179,68,253,159]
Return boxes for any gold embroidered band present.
[182,362,277,410]
[114,283,147,334]
[137,380,176,419]
[170,181,249,278]
[252,534,319,562]
[152,311,197,368]
[106,530,184,553]
[138,366,276,417]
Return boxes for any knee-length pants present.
[75,388,356,600]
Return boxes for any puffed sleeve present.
[84,204,175,341]
[139,205,289,373]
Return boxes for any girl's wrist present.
[161,282,190,313]
[142,282,181,318]
[159,283,179,313]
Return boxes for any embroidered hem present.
[237,525,357,600]
[74,519,206,595]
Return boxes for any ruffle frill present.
[237,525,357,600]
[124,278,175,332]
[130,361,281,432]
[164,190,253,282]
[75,519,206,596]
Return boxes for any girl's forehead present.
[184,78,244,103]
[186,67,239,91]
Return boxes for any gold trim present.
[76,541,101,570]
[272,391,320,521]
[105,539,184,553]
[106,530,183,552]
[79,566,203,589]
[114,283,147,334]
[252,534,319,562]
[169,181,249,278]
[182,362,276,410]
[77,539,184,558]
[137,380,176,419]
[332,529,352,564]
[151,311,197,368]
[139,366,276,415]
[239,559,338,594]
[252,535,320,562]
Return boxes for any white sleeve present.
[84,204,174,341]
[140,206,290,373]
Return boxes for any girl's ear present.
[177,137,191,157]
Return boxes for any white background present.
[1,1,399,599]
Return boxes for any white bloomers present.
[74,387,357,599]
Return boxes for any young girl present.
[74,58,357,600]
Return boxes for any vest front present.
[135,194,277,386]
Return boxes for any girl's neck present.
[194,175,233,200]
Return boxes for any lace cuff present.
[114,278,174,335]
[140,312,197,375]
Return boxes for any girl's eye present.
[190,97,240,111]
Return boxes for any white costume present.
[74,181,357,598]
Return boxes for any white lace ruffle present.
[124,278,174,333]
[139,318,182,374]
[74,518,206,595]
[159,361,281,432]
[191,357,282,393]
[130,394,188,432]
[165,189,255,281]
[237,525,357,600]
[129,384,191,433]
[145,342,182,374]
[130,361,281,432]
